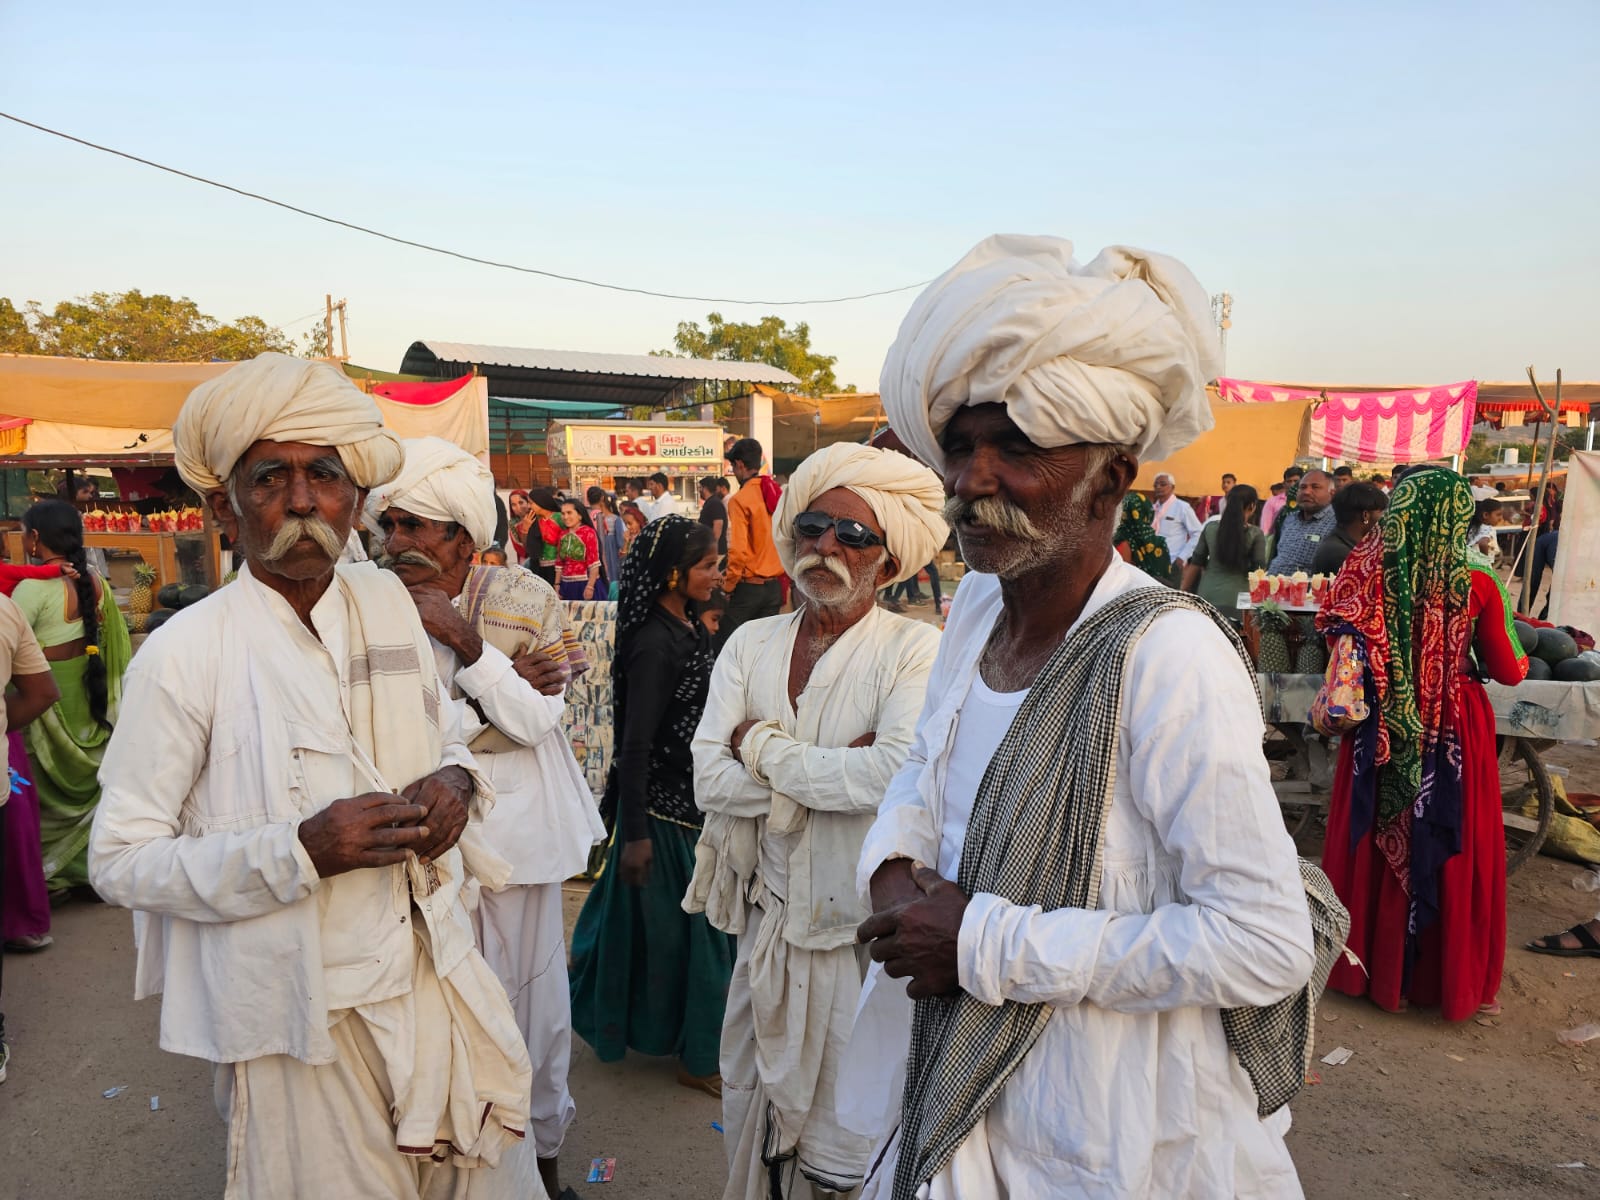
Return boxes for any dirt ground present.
[3,746,1596,1199]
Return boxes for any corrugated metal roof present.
[400,339,800,404]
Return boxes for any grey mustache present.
[941,494,1044,541]
[260,515,346,563]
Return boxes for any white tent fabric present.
[1549,449,1599,634]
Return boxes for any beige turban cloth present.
[879,234,1223,471]
[773,443,949,586]
[363,437,499,550]
[173,353,404,493]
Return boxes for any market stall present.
[0,353,490,615]
[1240,573,1600,872]
[1135,379,1480,496]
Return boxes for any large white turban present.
[773,443,949,586]
[879,234,1222,471]
[363,436,499,550]
[173,353,404,493]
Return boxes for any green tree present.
[0,298,43,354]
[1,290,295,361]
[657,313,854,396]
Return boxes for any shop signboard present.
[560,421,724,470]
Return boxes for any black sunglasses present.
[793,510,884,549]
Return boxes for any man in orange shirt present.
[719,438,784,650]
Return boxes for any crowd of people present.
[0,232,1591,1200]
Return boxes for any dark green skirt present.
[569,816,735,1078]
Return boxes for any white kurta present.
[850,558,1314,1200]
[429,624,605,1158]
[90,566,537,1197]
[1152,495,1202,562]
[692,607,940,1199]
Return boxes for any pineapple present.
[1256,600,1293,674]
[1293,616,1328,675]
[130,563,157,616]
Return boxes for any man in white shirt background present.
[642,471,678,522]
[1150,470,1202,568]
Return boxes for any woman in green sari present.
[12,500,131,894]
[1114,492,1176,585]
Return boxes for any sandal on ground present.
[1525,923,1600,958]
[675,1067,722,1098]
[4,934,53,952]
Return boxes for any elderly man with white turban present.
[850,237,1327,1200]
[88,356,540,1199]
[686,442,946,1200]
[366,436,606,1200]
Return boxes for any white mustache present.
[941,494,1044,541]
[793,553,853,587]
[260,515,346,563]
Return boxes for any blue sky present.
[2,2,1596,391]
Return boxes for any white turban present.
[173,353,404,493]
[773,443,949,586]
[879,234,1222,471]
[363,437,499,550]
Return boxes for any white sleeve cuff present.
[956,892,1010,1006]
[452,642,515,698]
[855,806,940,903]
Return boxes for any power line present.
[1,111,932,307]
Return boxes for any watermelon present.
[144,608,176,634]
[1553,656,1600,682]
[1512,620,1540,656]
[1534,628,1579,664]
[178,584,212,608]
[156,583,183,610]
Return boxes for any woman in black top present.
[569,515,734,1095]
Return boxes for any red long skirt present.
[1321,678,1506,1021]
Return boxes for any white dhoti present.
[721,897,874,1200]
[473,881,577,1159]
[213,924,543,1200]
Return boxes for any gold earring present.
[667,569,681,590]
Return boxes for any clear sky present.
[2,2,1596,391]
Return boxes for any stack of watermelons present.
[1514,617,1600,682]
[142,582,213,635]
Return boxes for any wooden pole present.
[335,299,349,362]
[1519,366,1562,612]
[324,294,335,359]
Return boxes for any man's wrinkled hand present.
[297,794,429,878]
[512,650,569,696]
[406,586,480,662]
[865,856,920,915]
[401,766,472,864]
[848,731,877,748]
[729,719,759,764]
[857,866,969,1000]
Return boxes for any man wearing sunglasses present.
[689,442,948,1200]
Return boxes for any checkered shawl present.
[892,588,1348,1199]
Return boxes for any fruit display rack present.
[1255,671,1600,874]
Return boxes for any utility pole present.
[335,299,349,362]
[322,295,349,361]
